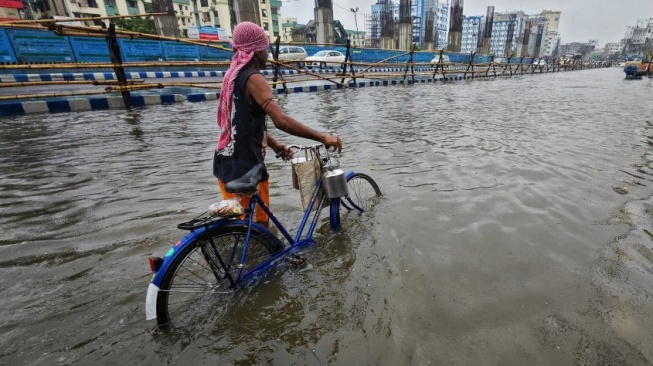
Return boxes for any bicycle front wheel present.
[155,226,283,326]
[330,172,382,231]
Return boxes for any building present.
[0,0,23,22]
[541,30,560,57]
[621,18,652,56]
[605,42,625,54]
[437,0,448,48]
[259,0,282,40]
[489,12,527,57]
[346,29,365,47]
[279,16,298,42]
[27,0,286,40]
[461,15,482,53]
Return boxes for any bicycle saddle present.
[224,164,264,193]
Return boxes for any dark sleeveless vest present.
[213,68,269,183]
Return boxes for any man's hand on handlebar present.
[321,133,343,153]
[274,145,295,160]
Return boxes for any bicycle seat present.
[224,164,264,193]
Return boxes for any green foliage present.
[114,3,156,34]
[114,17,156,34]
[608,52,622,62]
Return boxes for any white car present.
[430,54,450,64]
[305,50,346,69]
[268,46,308,68]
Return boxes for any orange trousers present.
[217,179,270,223]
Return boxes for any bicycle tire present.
[155,226,283,326]
[330,173,382,231]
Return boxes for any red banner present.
[199,33,219,41]
[0,0,23,9]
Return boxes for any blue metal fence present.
[0,27,531,65]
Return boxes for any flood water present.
[1,68,653,365]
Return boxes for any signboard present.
[53,15,83,27]
[118,38,164,62]
[0,0,23,9]
[69,36,110,63]
[198,43,232,61]
[162,41,199,61]
[187,25,199,39]
[6,28,74,63]
[217,28,229,40]
[0,28,17,62]
[199,26,218,41]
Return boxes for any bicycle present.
[145,144,382,326]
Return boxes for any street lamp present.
[350,7,359,33]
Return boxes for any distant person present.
[213,22,342,224]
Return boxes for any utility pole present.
[230,0,260,28]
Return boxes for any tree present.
[608,52,622,62]
[114,2,156,34]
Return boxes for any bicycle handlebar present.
[274,144,326,159]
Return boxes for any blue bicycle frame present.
[149,175,333,293]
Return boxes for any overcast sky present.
[281,0,652,45]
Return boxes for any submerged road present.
[1,68,652,365]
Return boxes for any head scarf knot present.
[217,22,269,150]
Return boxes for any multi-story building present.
[367,0,448,49]
[437,0,448,48]
[461,15,482,53]
[27,0,284,40]
[279,16,298,42]
[541,30,560,57]
[605,42,625,54]
[346,29,365,47]
[31,0,149,27]
[0,0,23,22]
[259,0,281,40]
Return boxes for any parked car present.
[305,50,346,69]
[493,57,508,64]
[536,59,547,66]
[268,46,308,68]
[430,54,450,65]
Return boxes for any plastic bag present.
[294,149,324,211]
[208,199,244,217]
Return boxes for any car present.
[493,57,508,64]
[430,54,450,65]
[536,59,547,66]
[305,50,346,69]
[268,46,308,68]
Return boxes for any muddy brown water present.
[1,69,653,365]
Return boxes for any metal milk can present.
[322,160,348,198]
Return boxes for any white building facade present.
[461,15,483,53]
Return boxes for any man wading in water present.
[213,22,342,224]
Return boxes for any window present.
[127,0,137,7]
[105,0,115,5]
[263,22,269,30]
[178,4,182,10]
[262,9,267,18]
[87,0,98,7]
[200,0,208,7]
[261,0,265,3]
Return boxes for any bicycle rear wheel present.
[155,226,283,326]
[330,172,382,231]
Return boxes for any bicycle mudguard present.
[346,170,355,179]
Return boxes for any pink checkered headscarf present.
[217,22,270,150]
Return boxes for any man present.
[214,22,342,223]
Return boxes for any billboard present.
[0,0,23,8]
[0,28,17,62]
[199,26,219,40]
